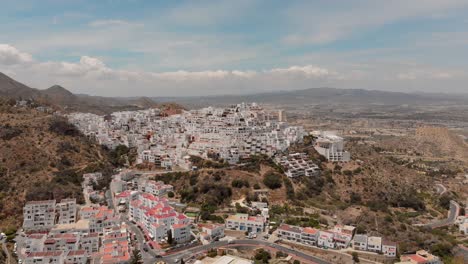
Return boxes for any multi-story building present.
[56,198,77,225]
[367,236,382,252]
[301,227,319,245]
[43,233,80,253]
[314,131,350,162]
[353,234,368,251]
[137,179,173,197]
[275,153,320,178]
[277,224,302,242]
[23,200,57,231]
[24,251,64,264]
[276,224,320,245]
[171,224,191,244]
[199,223,225,241]
[382,240,397,258]
[317,231,335,249]
[225,214,265,233]
[64,250,88,264]
[21,234,47,255]
[128,192,191,244]
[20,192,130,264]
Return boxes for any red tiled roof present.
[27,251,63,257]
[67,250,86,256]
[302,227,318,235]
[172,224,188,229]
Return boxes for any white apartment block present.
[19,199,129,264]
[382,240,397,258]
[314,131,350,162]
[137,179,173,197]
[353,234,368,251]
[199,223,225,241]
[277,224,320,245]
[225,214,265,233]
[275,152,320,178]
[24,251,64,264]
[317,231,335,249]
[367,236,382,252]
[171,224,191,244]
[56,198,77,224]
[128,192,191,244]
[23,200,57,231]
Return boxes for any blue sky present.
[1,0,468,96]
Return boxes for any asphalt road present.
[435,183,447,195]
[425,200,460,229]
[1,241,13,264]
[105,173,329,264]
[159,239,330,264]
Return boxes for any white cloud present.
[0,44,33,65]
[397,69,460,80]
[1,44,467,96]
[268,65,334,78]
[284,0,468,45]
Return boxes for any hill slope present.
[0,72,42,99]
[0,100,113,229]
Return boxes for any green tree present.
[293,260,300,264]
[167,191,175,198]
[130,249,142,264]
[263,172,282,189]
[167,229,174,245]
[352,252,360,263]
[254,249,271,263]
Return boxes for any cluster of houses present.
[108,170,194,247]
[68,103,306,169]
[276,224,397,258]
[275,152,321,178]
[19,199,131,264]
[128,192,192,246]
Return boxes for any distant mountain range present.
[0,72,160,114]
[154,88,468,109]
[1,71,467,113]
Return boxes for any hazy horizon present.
[1,0,468,96]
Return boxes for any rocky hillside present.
[0,99,113,229]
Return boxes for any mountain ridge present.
[0,72,166,114]
[2,72,467,112]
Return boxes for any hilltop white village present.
[10,103,449,264]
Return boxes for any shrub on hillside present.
[49,118,80,136]
[263,172,282,189]
[0,124,22,140]
[231,179,250,188]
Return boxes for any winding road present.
[424,200,460,229]
[158,240,330,264]
[434,183,447,195]
[1,241,13,264]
